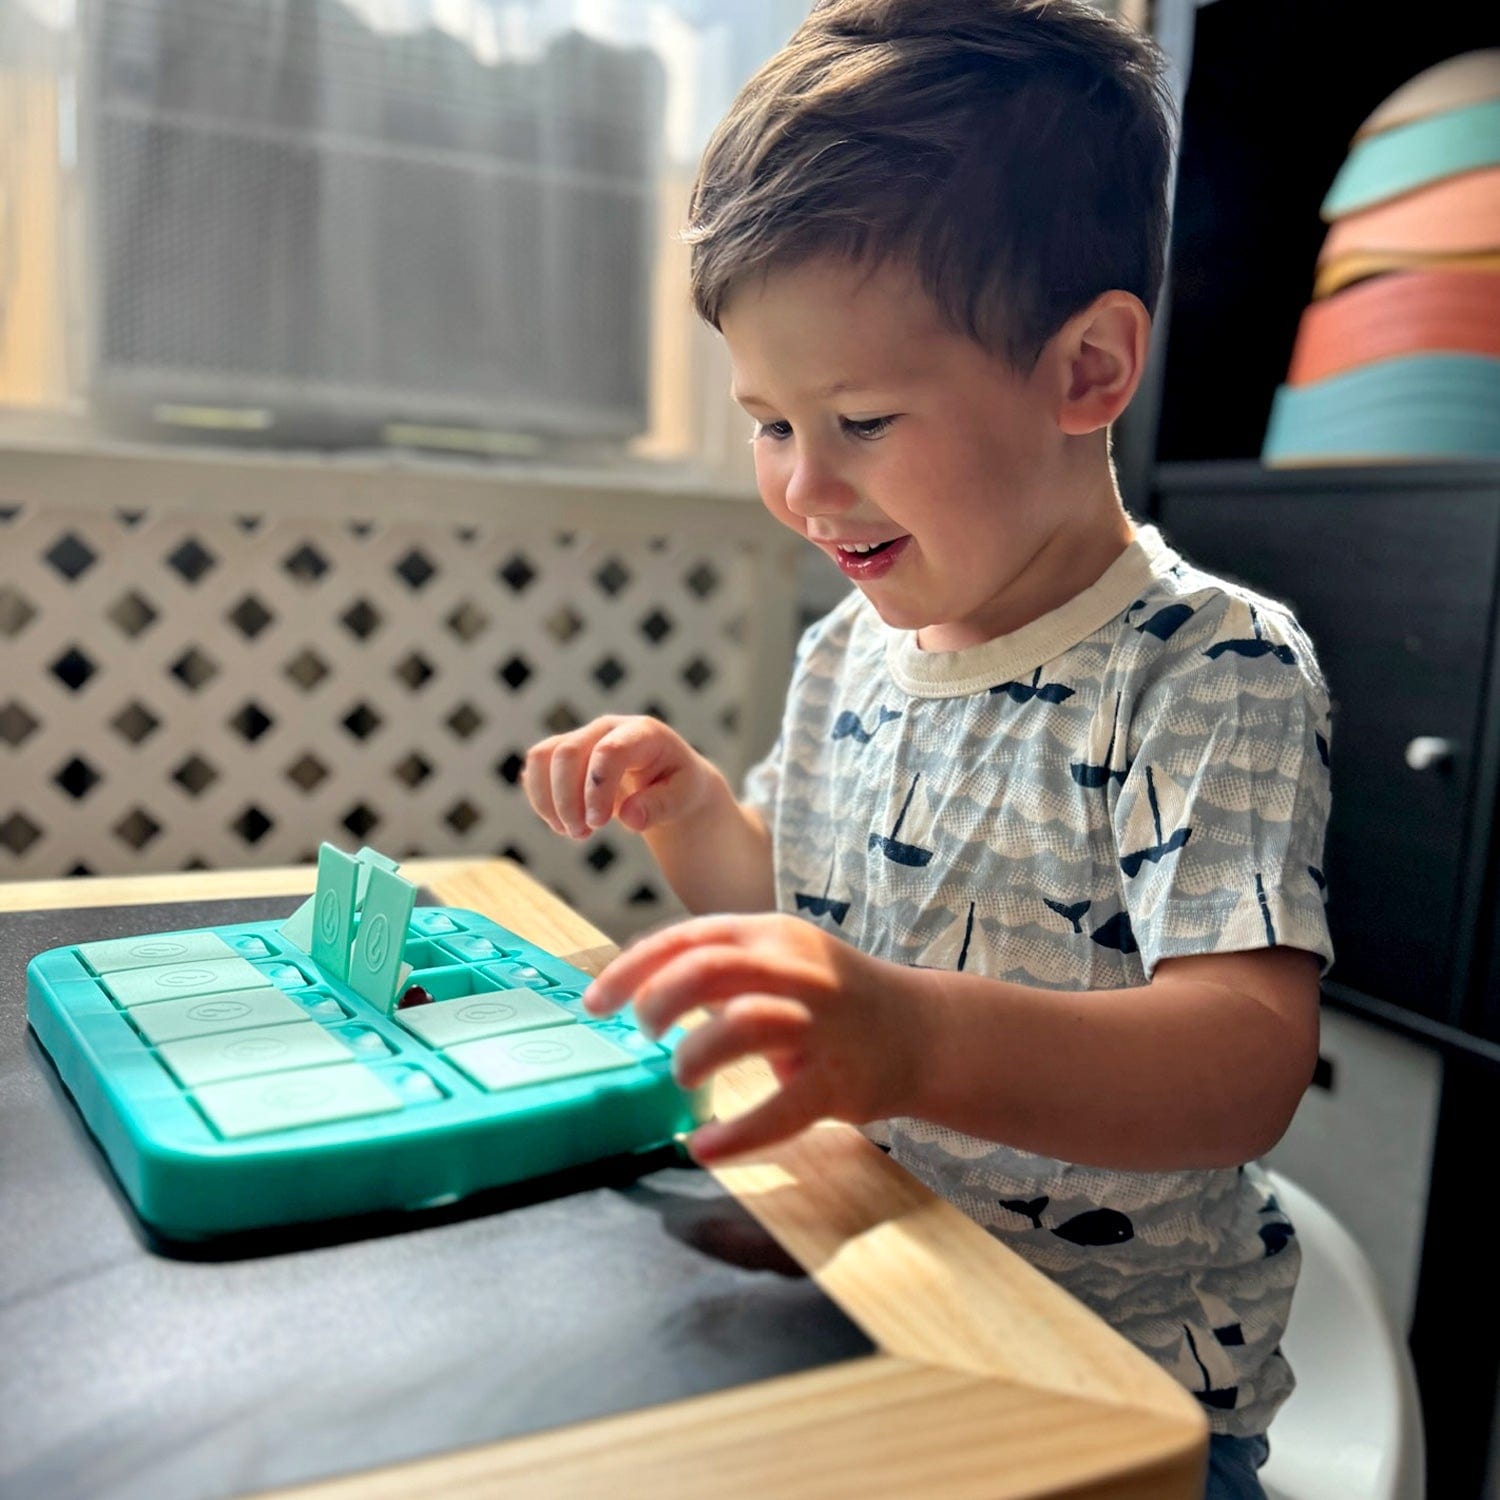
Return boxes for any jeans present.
[1204,1433,1270,1500]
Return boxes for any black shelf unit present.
[1137,4,1500,1496]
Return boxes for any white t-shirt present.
[743,523,1334,1437]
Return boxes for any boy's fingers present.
[521,740,566,834]
[548,742,591,838]
[687,1080,823,1165]
[670,996,810,1091]
[616,787,669,832]
[547,722,620,837]
[629,945,821,1039]
[584,722,672,829]
[584,915,756,1014]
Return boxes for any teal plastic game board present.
[26,845,709,1240]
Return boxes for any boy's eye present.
[751,415,897,442]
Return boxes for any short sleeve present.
[740,732,783,823]
[738,604,843,824]
[1113,597,1334,978]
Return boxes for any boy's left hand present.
[582,914,922,1164]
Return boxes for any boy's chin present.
[860,589,981,649]
[853,585,928,629]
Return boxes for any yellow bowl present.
[1314,249,1500,300]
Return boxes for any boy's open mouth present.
[830,535,911,578]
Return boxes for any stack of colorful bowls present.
[1263,50,1500,465]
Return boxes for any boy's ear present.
[1053,291,1152,436]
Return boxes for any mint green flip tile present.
[311,843,360,982]
[348,865,417,1013]
[354,845,401,903]
[131,987,308,1044]
[280,895,316,956]
[158,1021,354,1087]
[446,1024,638,1093]
[274,839,387,959]
[194,1062,403,1139]
[78,931,237,974]
[396,990,575,1049]
[105,956,273,1009]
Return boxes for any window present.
[0,0,811,484]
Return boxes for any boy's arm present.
[641,767,776,915]
[906,945,1320,1171]
[583,915,1319,1170]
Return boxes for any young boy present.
[524,4,1331,1495]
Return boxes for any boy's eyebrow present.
[733,378,876,407]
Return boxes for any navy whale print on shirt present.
[990,668,1075,705]
[831,705,902,744]
[1258,1193,1297,1258]
[1089,909,1138,953]
[1131,600,1196,641]
[1044,897,1092,934]
[999,1195,1136,1247]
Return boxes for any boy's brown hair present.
[686,0,1174,371]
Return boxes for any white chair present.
[1259,1170,1426,1500]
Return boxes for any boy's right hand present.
[523,715,723,841]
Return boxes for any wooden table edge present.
[4,857,1208,1499]
[257,1357,1206,1500]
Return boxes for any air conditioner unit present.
[80,0,664,448]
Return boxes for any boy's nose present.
[783,453,856,517]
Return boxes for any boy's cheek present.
[759,490,809,541]
[750,447,794,505]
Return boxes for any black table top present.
[0,895,873,1500]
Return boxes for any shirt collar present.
[884,524,1177,699]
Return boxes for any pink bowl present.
[1288,269,1500,385]
[1320,167,1500,264]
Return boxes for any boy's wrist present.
[637,765,775,915]
[869,958,945,1121]
[884,964,1006,1125]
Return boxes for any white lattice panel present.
[0,452,797,940]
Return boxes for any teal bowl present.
[1322,98,1500,219]
[1263,353,1500,464]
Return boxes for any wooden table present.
[3,858,1208,1500]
